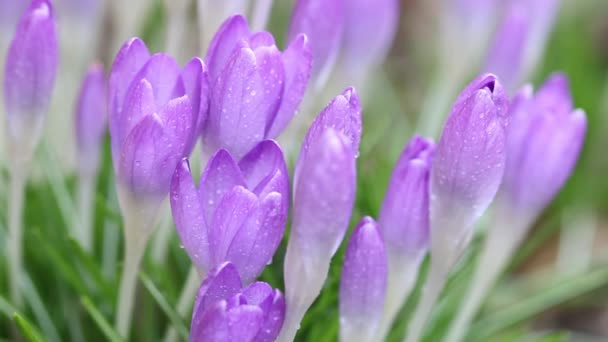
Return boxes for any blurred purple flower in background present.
[170,140,289,283]
[339,217,387,342]
[204,15,312,158]
[190,262,285,342]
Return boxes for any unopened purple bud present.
[170,141,288,282]
[339,217,387,342]
[379,135,434,261]
[288,0,344,84]
[340,0,399,77]
[4,0,57,159]
[190,262,285,342]
[431,74,509,267]
[500,74,586,219]
[205,15,312,158]
[75,63,106,176]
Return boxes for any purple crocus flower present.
[288,0,344,86]
[376,135,434,339]
[339,217,387,342]
[4,0,57,163]
[75,63,106,176]
[278,88,361,342]
[170,140,289,283]
[108,37,208,200]
[190,262,285,342]
[204,15,312,159]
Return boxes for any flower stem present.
[77,172,96,251]
[162,266,203,342]
[8,169,26,308]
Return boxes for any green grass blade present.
[13,313,47,342]
[80,296,124,342]
[68,238,115,301]
[21,274,62,342]
[139,272,189,340]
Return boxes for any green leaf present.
[0,294,17,317]
[139,272,189,340]
[68,238,115,301]
[81,297,124,342]
[13,313,46,342]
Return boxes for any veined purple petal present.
[129,53,184,108]
[182,57,210,153]
[170,159,210,273]
[249,31,276,49]
[4,0,57,138]
[253,290,285,342]
[239,140,289,200]
[225,192,285,284]
[533,73,573,114]
[378,135,434,257]
[226,305,265,342]
[75,63,107,175]
[266,34,313,138]
[199,149,246,227]
[288,0,344,80]
[242,282,274,312]
[209,186,258,266]
[193,262,243,314]
[292,128,356,258]
[206,14,251,80]
[190,300,264,342]
[190,300,230,342]
[339,217,387,341]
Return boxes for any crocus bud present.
[4,0,57,164]
[339,217,387,342]
[205,15,312,158]
[109,38,207,202]
[170,140,289,283]
[500,74,586,222]
[288,0,343,87]
[431,73,508,270]
[340,0,399,81]
[376,135,434,339]
[75,63,106,176]
[279,89,361,342]
[190,262,285,342]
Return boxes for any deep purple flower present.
[75,63,106,176]
[431,73,508,268]
[3,0,57,160]
[108,38,208,198]
[190,262,285,342]
[170,140,289,283]
[499,73,586,219]
[288,0,344,84]
[204,15,312,158]
[339,217,387,342]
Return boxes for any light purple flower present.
[190,262,285,342]
[108,38,208,197]
[499,73,586,218]
[170,140,289,283]
[431,73,509,267]
[0,0,28,32]
[339,217,387,342]
[3,0,57,158]
[288,0,343,83]
[205,15,312,158]
[75,63,106,176]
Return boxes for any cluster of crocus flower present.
[1,0,590,341]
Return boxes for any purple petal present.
[206,14,251,81]
[378,135,434,257]
[252,290,285,342]
[226,305,264,342]
[249,31,276,48]
[242,282,274,311]
[225,192,286,284]
[75,63,107,175]
[170,159,210,273]
[199,149,246,227]
[182,57,210,153]
[208,186,258,266]
[292,128,356,258]
[339,217,387,341]
[190,300,264,342]
[190,300,230,342]
[239,140,290,200]
[129,53,184,108]
[4,0,57,135]
[288,0,344,79]
[193,262,243,314]
[266,34,313,138]
[533,73,573,115]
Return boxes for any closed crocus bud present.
[340,0,399,81]
[190,262,286,342]
[288,0,343,87]
[279,89,360,341]
[204,15,312,158]
[170,140,289,283]
[376,135,434,340]
[339,217,387,342]
[75,63,106,176]
[4,0,57,165]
